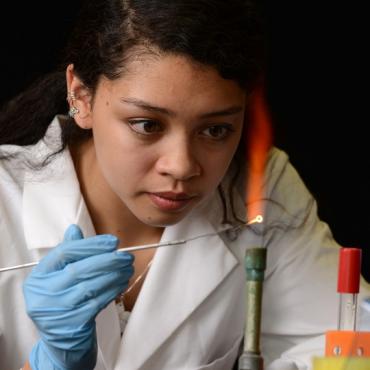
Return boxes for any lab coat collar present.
[114,202,240,369]
[23,116,96,250]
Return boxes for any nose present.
[155,137,201,181]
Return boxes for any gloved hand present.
[23,224,134,370]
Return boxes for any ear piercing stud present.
[67,91,80,118]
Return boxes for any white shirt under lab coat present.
[0,116,369,370]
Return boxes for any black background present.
[0,2,368,281]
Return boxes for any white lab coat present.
[0,116,369,370]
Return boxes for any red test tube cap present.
[337,247,362,293]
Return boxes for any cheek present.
[96,139,149,182]
[91,124,143,182]
[93,134,158,195]
[204,157,232,185]
[201,145,240,188]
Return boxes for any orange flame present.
[245,84,273,222]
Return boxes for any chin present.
[140,209,191,228]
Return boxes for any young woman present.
[0,1,369,369]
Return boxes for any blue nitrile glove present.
[23,224,134,370]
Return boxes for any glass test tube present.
[337,248,362,331]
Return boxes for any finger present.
[63,224,84,242]
[84,275,135,315]
[45,251,134,291]
[67,266,134,309]
[34,234,120,273]
[27,266,134,316]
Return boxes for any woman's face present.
[89,54,246,227]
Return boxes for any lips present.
[148,192,197,211]
[152,192,193,200]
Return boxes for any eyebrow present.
[120,97,243,119]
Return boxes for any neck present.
[69,138,164,247]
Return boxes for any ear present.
[66,64,93,129]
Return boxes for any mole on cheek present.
[106,101,110,106]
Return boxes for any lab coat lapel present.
[115,206,240,369]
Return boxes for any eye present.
[127,119,163,135]
[201,124,234,140]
